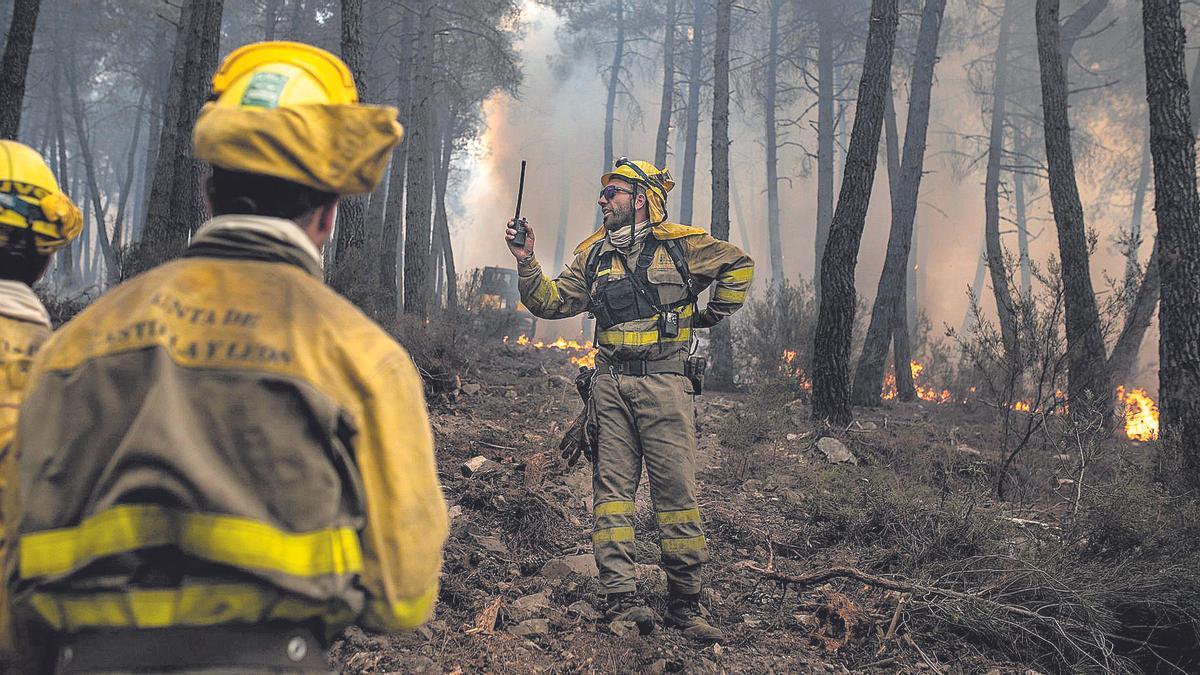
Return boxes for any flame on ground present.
[504,334,597,368]
[1116,386,1159,441]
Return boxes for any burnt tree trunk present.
[814,0,835,301]
[984,0,1019,364]
[679,0,705,225]
[882,82,915,400]
[1144,0,1200,486]
[1013,131,1032,300]
[403,0,435,316]
[654,0,676,168]
[1035,0,1111,411]
[764,0,783,286]
[332,0,375,310]
[167,0,222,237]
[434,108,457,312]
[1122,143,1152,301]
[378,8,413,326]
[63,58,119,286]
[708,0,734,391]
[603,0,624,172]
[811,0,899,426]
[852,0,944,407]
[0,0,40,139]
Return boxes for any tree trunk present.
[434,108,457,312]
[764,0,783,286]
[811,0,899,426]
[603,0,625,175]
[265,0,284,39]
[0,0,40,139]
[331,0,376,311]
[1013,132,1032,300]
[882,82,915,401]
[851,0,945,407]
[553,150,569,272]
[1122,142,1152,300]
[63,59,119,286]
[654,0,676,168]
[378,8,413,326]
[1143,0,1200,486]
[113,85,149,259]
[679,0,705,225]
[140,0,223,271]
[983,0,1020,364]
[1035,0,1111,411]
[403,0,435,316]
[814,0,835,301]
[707,0,734,391]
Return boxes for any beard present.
[602,198,635,231]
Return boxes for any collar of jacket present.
[573,221,708,256]
[0,279,51,328]
[185,215,324,278]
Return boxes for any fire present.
[504,334,597,369]
[779,349,812,391]
[1116,386,1159,441]
[882,360,952,403]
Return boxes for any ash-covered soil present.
[328,342,1052,674]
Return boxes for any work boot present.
[604,592,659,635]
[665,593,724,643]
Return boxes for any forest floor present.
[327,336,1155,674]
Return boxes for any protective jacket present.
[6,216,448,640]
[0,281,51,655]
[518,223,754,364]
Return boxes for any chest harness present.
[585,236,698,332]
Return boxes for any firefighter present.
[0,140,81,667]
[505,158,754,643]
[6,42,448,673]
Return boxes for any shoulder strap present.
[662,237,697,302]
[584,241,608,286]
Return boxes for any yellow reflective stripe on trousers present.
[27,583,355,632]
[592,526,635,544]
[594,501,636,517]
[597,328,692,347]
[656,508,701,525]
[20,504,362,580]
[713,287,746,303]
[660,535,707,554]
[364,583,440,631]
[720,267,754,283]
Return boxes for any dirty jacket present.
[518,223,754,364]
[7,215,448,639]
[0,281,51,655]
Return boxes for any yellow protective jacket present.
[6,216,448,639]
[518,223,754,364]
[0,281,52,656]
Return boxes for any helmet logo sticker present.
[241,71,290,109]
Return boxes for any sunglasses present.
[599,185,635,200]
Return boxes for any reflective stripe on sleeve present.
[713,288,746,303]
[720,267,754,283]
[20,504,363,580]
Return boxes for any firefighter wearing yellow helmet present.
[505,157,754,642]
[8,42,447,672]
[0,139,80,668]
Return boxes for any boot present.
[604,592,659,635]
[665,593,724,643]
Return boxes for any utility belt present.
[54,624,331,674]
[597,356,706,394]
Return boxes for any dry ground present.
[328,340,1152,674]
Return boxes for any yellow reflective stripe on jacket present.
[660,535,707,554]
[27,583,356,633]
[656,508,701,525]
[720,267,754,283]
[20,504,362,580]
[364,583,440,631]
[713,288,746,304]
[530,277,560,306]
[592,526,635,544]
[594,501,636,517]
[597,328,692,347]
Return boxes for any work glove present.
[559,406,598,466]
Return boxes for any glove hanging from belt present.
[560,366,598,466]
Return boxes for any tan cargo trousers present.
[590,371,709,595]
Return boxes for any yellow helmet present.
[0,140,82,254]
[193,41,403,196]
[601,158,675,225]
